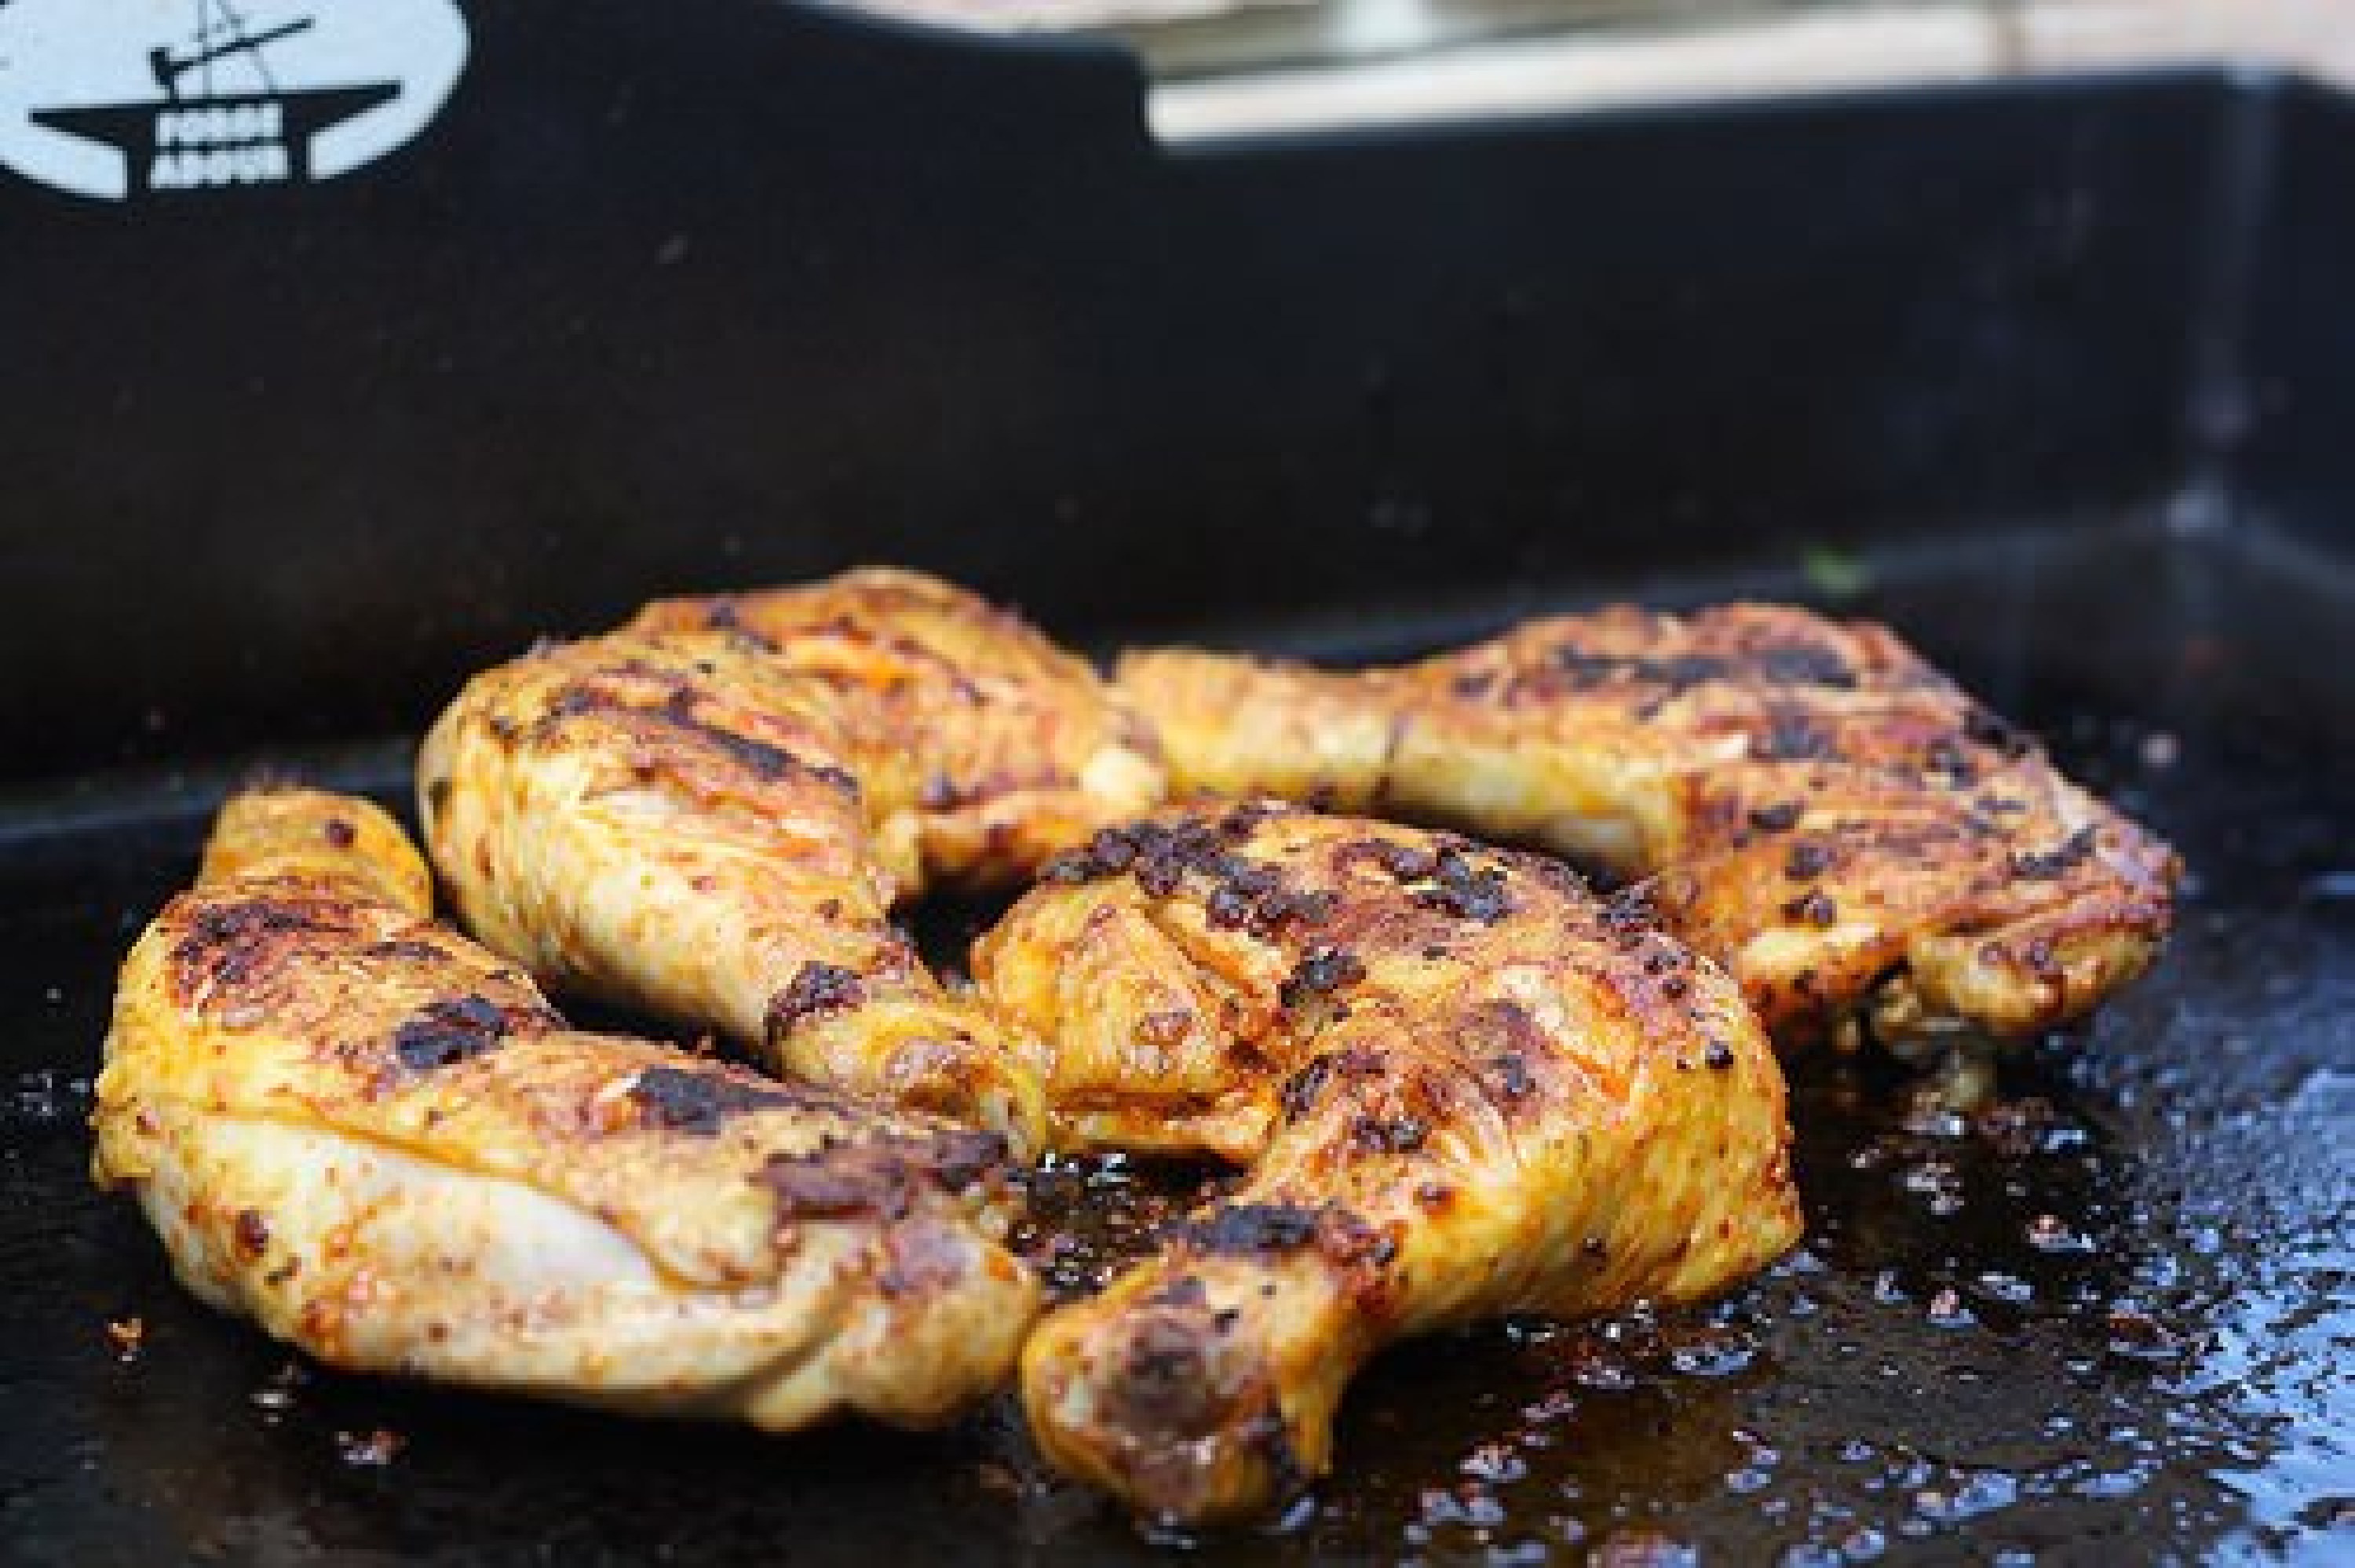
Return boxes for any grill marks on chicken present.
[623,570,1167,884]
[978,803,1802,1523]
[95,571,2187,1528]
[93,787,1039,1430]
[1117,603,2179,1050]
[419,569,1166,1152]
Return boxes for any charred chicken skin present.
[977,801,1802,1524]
[1118,605,2178,1052]
[93,787,1039,1429]
[419,569,1165,1154]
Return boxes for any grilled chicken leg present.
[420,569,1164,1153]
[977,801,1802,1522]
[1119,605,2178,1052]
[93,787,1039,1429]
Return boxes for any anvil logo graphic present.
[0,0,468,200]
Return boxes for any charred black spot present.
[1962,704,2039,760]
[1747,800,1805,833]
[1254,888,1338,936]
[1783,889,1840,927]
[1280,945,1366,1010]
[1138,822,1225,896]
[546,686,603,722]
[1554,647,1732,693]
[170,899,345,999]
[1756,644,1857,688]
[1213,857,1279,899]
[655,687,804,782]
[545,679,828,789]
[1371,841,1438,883]
[1755,711,1836,762]
[1415,846,1513,923]
[1551,647,1622,687]
[1601,885,1659,936]
[765,962,866,1037]
[1044,843,1120,886]
[1181,1202,1324,1256]
[392,995,521,1072]
[701,600,778,651]
[233,1209,270,1258]
[2012,826,2099,880]
[1351,1114,1429,1154]
[1218,800,1283,840]
[1280,1056,1335,1123]
[1785,842,1837,880]
[1704,1038,1738,1070]
[1926,735,1978,785]
[759,1126,1006,1223]
[362,939,449,963]
[1048,816,1341,940]
[630,1064,804,1134]
[1205,884,1254,930]
[321,818,356,849]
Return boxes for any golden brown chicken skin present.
[420,569,1165,1153]
[94,787,1039,1429]
[977,801,1802,1524]
[626,568,1164,884]
[1118,604,2178,1054]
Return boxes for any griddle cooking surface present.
[3,526,2349,1564]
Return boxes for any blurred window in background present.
[838,1,2355,140]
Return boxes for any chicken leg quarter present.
[1118,603,2178,1052]
[418,568,1165,1154]
[976,801,1802,1523]
[93,786,1039,1428]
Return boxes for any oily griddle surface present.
[2,526,2350,1565]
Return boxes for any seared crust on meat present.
[420,569,1165,1151]
[626,568,1165,884]
[980,801,1801,1523]
[93,787,1039,1430]
[1117,603,2178,1047]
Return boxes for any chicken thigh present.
[93,787,1039,1430]
[419,569,1165,1153]
[977,800,1802,1522]
[1119,603,2178,1054]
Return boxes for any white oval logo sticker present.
[0,0,468,199]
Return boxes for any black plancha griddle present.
[2,5,2349,1562]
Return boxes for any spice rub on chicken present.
[1117,603,2178,1055]
[419,568,1167,1154]
[977,801,1801,1524]
[93,787,1039,1431]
